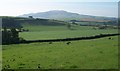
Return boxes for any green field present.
[20,25,118,40]
[2,36,118,69]
[2,25,119,69]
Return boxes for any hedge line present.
[20,33,120,44]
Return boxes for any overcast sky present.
[0,0,119,17]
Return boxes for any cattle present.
[38,64,41,69]
[108,37,112,39]
[49,42,52,44]
[66,42,71,45]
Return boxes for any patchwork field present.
[2,25,119,69]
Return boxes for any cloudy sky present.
[0,0,119,17]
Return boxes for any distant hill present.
[2,17,22,28]
[0,16,66,28]
[19,10,117,22]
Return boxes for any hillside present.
[19,10,117,21]
[1,16,66,28]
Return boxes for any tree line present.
[2,18,22,44]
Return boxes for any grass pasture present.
[2,25,119,69]
[20,25,118,40]
[2,36,118,69]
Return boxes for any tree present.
[67,23,71,30]
[2,17,24,44]
[2,28,20,44]
[29,16,33,19]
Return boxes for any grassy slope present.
[2,17,118,69]
[2,36,118,69]
[3,25,119,69]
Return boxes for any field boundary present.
[20,33,119,44]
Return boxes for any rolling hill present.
[0,16,66,29]
[19,10,117,21]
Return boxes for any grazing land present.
[2,36,118,69]
[1,16,119,69]
[2,25,118,69]
[19,25,118,40]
